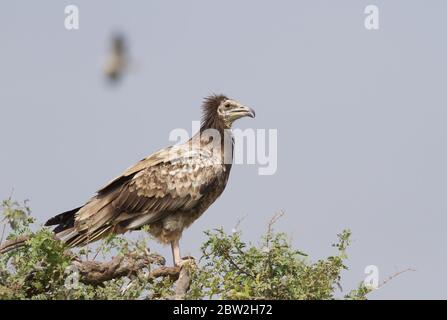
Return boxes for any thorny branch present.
[0,233,194,298]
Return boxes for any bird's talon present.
[181,255,195,261]
[175,257,195,268]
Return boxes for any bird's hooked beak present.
[231,103,256,120]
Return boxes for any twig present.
[266,210,285,241]
[378,268,415,289]
[0,221,6,245]
[223,251,256,279]
[232,215,247,233]
[263,211,285,297]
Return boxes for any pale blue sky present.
[1,1,446,299]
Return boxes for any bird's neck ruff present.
[196,94,235,166]
[200,94,229,134]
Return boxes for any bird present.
[103,33,127,83]
[45,95,255,266]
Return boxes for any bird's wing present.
[74,145,225,233]
[97,146,172,194]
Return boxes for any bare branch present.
[73,251,166,286]
[173,263,192,300]
[0,234,30,254]
[267,210,285,239]
[0,222,6,245]
[378,268,416,289]
[149,266,180,279]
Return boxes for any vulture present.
[45,95,255,266]
[103,33,127,82]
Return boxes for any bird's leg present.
[171,238,182,267]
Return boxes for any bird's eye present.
[224,104,231,109]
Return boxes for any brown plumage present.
[45,95,255,266]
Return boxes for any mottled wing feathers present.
[97,147,172,195]
[64,145,225,245]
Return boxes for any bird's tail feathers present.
[44,206,81,233]
[62,225,114,247]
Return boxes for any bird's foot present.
[175,256,195,268]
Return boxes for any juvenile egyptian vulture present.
[45,95,255,266]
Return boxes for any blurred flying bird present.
[45,95,255,266]
[103,33,127,83]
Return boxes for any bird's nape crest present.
[201,94,228,131]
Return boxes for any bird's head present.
[201,94,255,131]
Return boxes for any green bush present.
[0,199,369,300]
